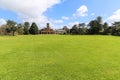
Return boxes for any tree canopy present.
[29,22,39,34]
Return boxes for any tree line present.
[0,16,120,36]
[0,20,39,36]
[70,16,120,36]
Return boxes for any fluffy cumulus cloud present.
[0,0,61,26]
[107,9,120,24]
[53,20,63,24]
[0,19,6,26]
[73,5,88,17]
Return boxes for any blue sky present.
[0,0,120,28]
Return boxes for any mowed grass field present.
[0,35,120,80]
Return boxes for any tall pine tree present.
[24,22,30,35]
[29,22,39,34]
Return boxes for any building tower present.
[47,23,50,29]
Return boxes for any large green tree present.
[70,23,87,35]
[103,22,109,35]
[97,16,103,32]
[112,22,120,35]
[70,24,79,34]
[17,24,24,35]
[24,22,30,34]
[88,16,104,34]
[88,20,99,34]
[6,20,17,36]
[78,23,85,28]
[29,22,39,34]
[78,23,87,34]
[103,22,108,30]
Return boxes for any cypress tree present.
[29,22,39,34]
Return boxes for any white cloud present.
[0,19,6,26]
[0,0,61,27]
[53,20,63,24]
[62,16,69,20]
[73,5,88,17]
[106,9,120,24]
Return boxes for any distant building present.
[40,23,55,34]
[55,29,67,34]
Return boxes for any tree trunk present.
[13,31,15,36]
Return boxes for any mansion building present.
[40,23,55,34]
[40,23,67,34]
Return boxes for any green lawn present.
[0,35,120,80]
